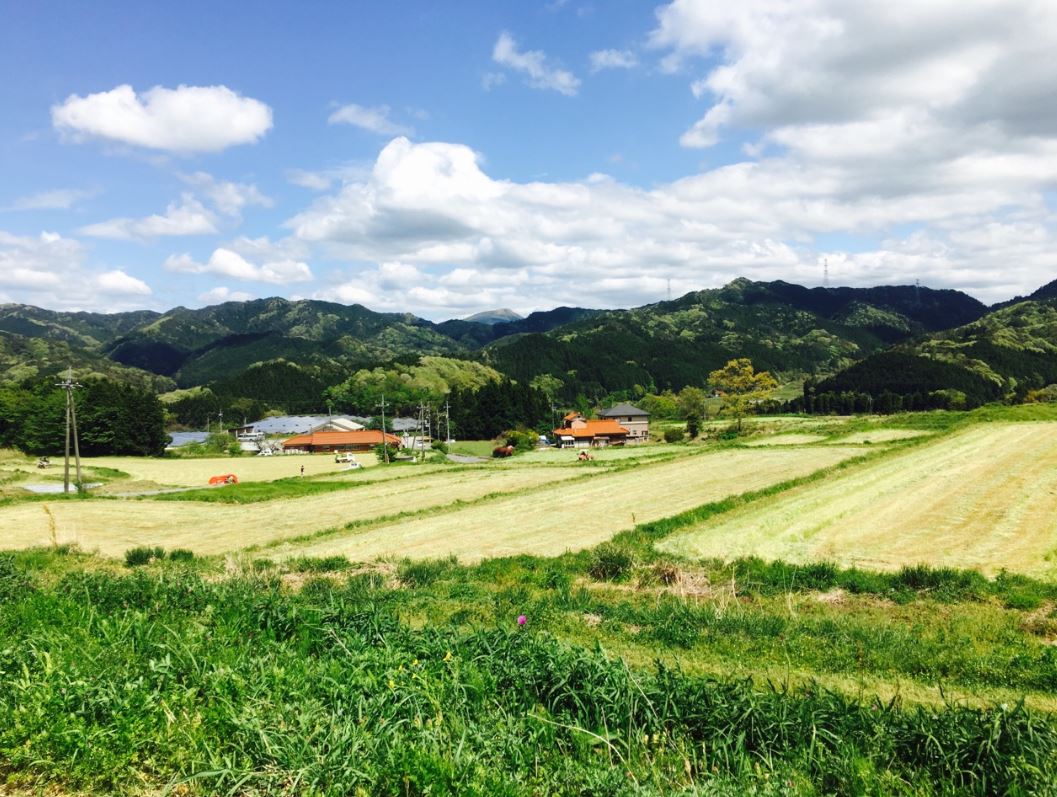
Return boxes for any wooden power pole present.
[56,369,83,494]
[378,393,389,464]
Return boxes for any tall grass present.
[1,558,1055,795]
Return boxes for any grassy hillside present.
[484,279,987,400]
[0,329,174,391]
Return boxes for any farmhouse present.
[597,402,650,442]
[553,412,629,448]
[281,429,400,454]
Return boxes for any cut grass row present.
[268,445,867,562]
[0,466,579,557]
[660,421,1057,577]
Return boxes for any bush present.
[168,548,195,562]
[124,546,165,567]
[588,544,634,581]
[431,440,449,454]
[288,555,351,573]
[502,428,538,453]
[663,427,684,444]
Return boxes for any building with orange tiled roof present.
[552,412,629,448]
[281,429,401,454]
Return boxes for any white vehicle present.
[334,453,362,467]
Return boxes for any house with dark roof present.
[597,402,650,443]
[553,412,629,448]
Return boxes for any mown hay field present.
[660,422,1057,577]
[271,445,865,562]
[0,466,576,557]
[0,451,371,490]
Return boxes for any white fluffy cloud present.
[96,269,151,296]
[328,104,412,136]
[165,244,313,285]
[80,194,218,240]
[51,84,273,153]
[289,133,1057,317]
[589,49,638,72]
[492,32,580,96]
[0,230,154,310]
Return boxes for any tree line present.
[0,380,167,456]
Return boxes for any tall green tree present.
[708,358,778,430]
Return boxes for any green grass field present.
[4,407,1057,794]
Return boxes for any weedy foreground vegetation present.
[3,545,1057,796]
[3,407,1057,795]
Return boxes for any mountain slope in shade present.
[0,330,175,391]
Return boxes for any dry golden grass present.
[272,446,864,563]
[660,422,1057,577]
[99,453,367,486]
[0,466,574,557]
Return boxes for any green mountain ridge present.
[818,295,1057,407]
[2,279,1023,414]
[482,279,988,400]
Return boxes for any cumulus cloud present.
[51,84,273,153]
[164,245,313,285]
[649,1,1057,152]
[328,104,412,136]
[492,32,580,96]
[96,270,151,296]
[286,133,1057,317]
[0,230,155,310]
[589,49,638,72]
[79,195,218,240]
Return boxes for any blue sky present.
[2,1,1057,318]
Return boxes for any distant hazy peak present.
[463,308,524,325]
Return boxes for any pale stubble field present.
[660,422,1057,577]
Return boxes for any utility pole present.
[56,368,83,494]
[444,398,452,443]
[378,393,389,464]
[416,400,427,461]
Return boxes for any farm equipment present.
[208,474,239,486]
[36,457,51,469]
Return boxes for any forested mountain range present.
[4,276,1055,418]
[482,279,988,400]
[816,294,1057,408]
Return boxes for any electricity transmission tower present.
[56,368,83,494]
